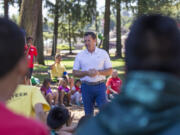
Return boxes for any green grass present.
[34,57,125,83]
[57,44,75,50]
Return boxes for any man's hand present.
[88,69,99,77]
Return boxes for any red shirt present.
[25,45,37,68]
[0,103,48,135]
[106,77,122,94]
[75,85,81,93]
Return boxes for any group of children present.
[40,76,82,107]
[40,69,122,109]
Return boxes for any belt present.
[82,80,105,85]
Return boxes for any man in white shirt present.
[73,32,112,115]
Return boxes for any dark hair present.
[55,54,61,59]
[42,78,51,88]
[47,106,70,129]
[84,32,96,40]
[62,76,68,83]
[0,18,25,78]
[75,79,81,85]
[26,36,33,42]
[125,14,180,74]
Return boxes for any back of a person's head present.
[0,18,25,78]
[47,106,70,130]
[125,14,180,74]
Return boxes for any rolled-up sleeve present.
[104,51,112,69]
[73,54,81,70]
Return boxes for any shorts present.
[26,68,33,79]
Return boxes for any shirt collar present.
[85,47,98,54]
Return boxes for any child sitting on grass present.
[58,76,73,106]
[41,78,59,106]
[71,79,82,106]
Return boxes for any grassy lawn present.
[34,56,125,83]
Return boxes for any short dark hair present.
[55,54,61,59]
[84,32,96,40]
[47,106,70,129]
[125,14,180,74]
[0,18,25,78]
[75,79,81,85]
[42,78,51,88]
[26,36,33,42]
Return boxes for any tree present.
[34,0,44,64]
[45,0,63,56]
[4,0,9,18]
[116,0,122,58]
[103,0,111,53]
[20,0,44,64]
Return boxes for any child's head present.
[47,106,70,130]
[75,79,81,87]
[55,54,61,63]
[43,78,51,88]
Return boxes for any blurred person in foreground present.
[75,14,180,135]
[0,18,48,134]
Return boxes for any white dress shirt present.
[73,47,112,82]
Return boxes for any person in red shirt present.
[0,18,48,135]
[24,37,38,80]
[106,69,122,100]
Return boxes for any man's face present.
[84,35,96,52]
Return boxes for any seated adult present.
[106,69,122,100]
[50,54,67,82]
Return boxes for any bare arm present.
[107,86,118,94]
[73,70,90,78]
[34,103,46,123]
[98,68,113,76]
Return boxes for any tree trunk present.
[116,0,122,58]
[34,0,44,65]
[20,0,43,64]
[19,0,41,41]
[68,15,72,54]
[51,0,60,56]
[103,0,110,53]
[4,0,9,18]
[95,0,98,32]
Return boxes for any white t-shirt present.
[73,47,112,82]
